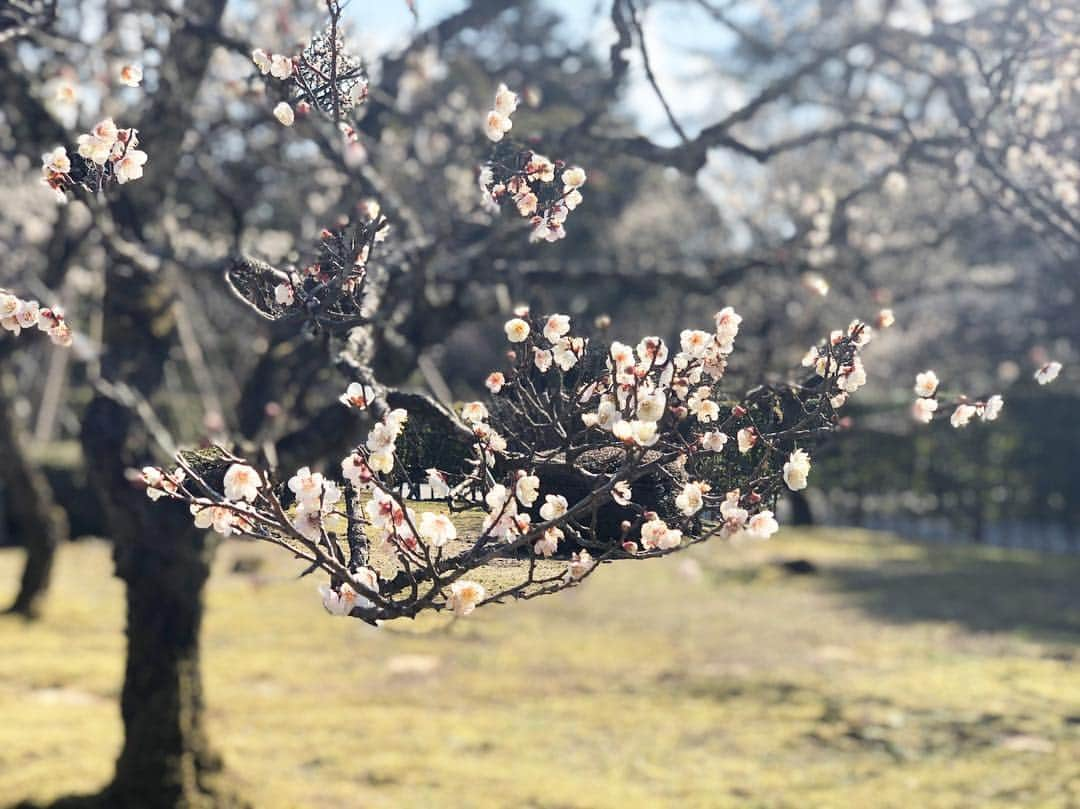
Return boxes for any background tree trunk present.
[78,263,245,808]
[1,370,68,619]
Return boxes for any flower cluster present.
[226,207,387,332]
[480,83,586,242]
[0,289,72,346]
[251,7,367,127]
[144,303,878,625]
[40,118,147,200]
[910,369,1004,428]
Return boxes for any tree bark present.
[1,371,68,619]
[79,268,245,808]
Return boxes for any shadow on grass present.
[819,545,1080,646]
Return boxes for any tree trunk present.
[90,462,234,809]
[1,371,68,619]
[788,489,815,526]
[78,267,245,809]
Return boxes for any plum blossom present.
[494,83,518,116]
[142,466,184,501]
[504,318,530,343]
[1035,361,1061,385]
[562,166,586,189]
[783,449,811,491]
[482,371,505,394]
[270,53,293,80]
[746,510,779,540]
[701,431,727,452]
[914,370,940,398]
[419,512,457,548]
[675,481,708,517]
[543,314,570,343]
[274,283,294,305]
[567,550,596,580]
[612,481,632,506]
[273,102,295,126]
[118,64,143,87]
[288,467,325,506]
[461,401,489,424]
[223,463,261,502]
[912,397,939,424]
[320,570,378,616]
[448,580,486,616]
[980,395,1004,422]
[426,469,450,498]
[534,526,562,557]
[539,494,568,522]
[251,48,271,74]
[485,109,512,141]
[950,403,977,428]
[533,348,553,372]
[737,427,757,454]
[641,517,682,550]
[115,149,148,184]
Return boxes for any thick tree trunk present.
[1,372,68,619]
[86,454,234,809]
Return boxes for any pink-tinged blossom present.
[274,283,294,305]
[675,481,708,517]
[485,372,505,394]
[419,512,457,548]
[912,397,938,424]
[426,468,450,498]
[746,510,779,540]
[543,313,570,343]
[539,494,568,522]
[701,431,727,452]
[118,64,143,87]
[567,550,596,580]
[504,318,530,343]
[950,403,977,428]
[534,526,562,557]
[737,427,757,454]
[115,149,148,184]
[914,370,940,398]
[339,382,372,409]
[223,464,261,502]
[448,580,485,615]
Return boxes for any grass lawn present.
[1,527,1078,808]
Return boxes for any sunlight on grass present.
[1,528,1078,808]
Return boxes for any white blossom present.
[912,397,939,424]
[447,580,486,616]
[223,463,261,502]
[783,449,811,491]
[1035,361,1061,385]
[914,370,940,398]
[419,512,457,548]
[273,102,295,127]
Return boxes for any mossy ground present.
[1,527,1078,808]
